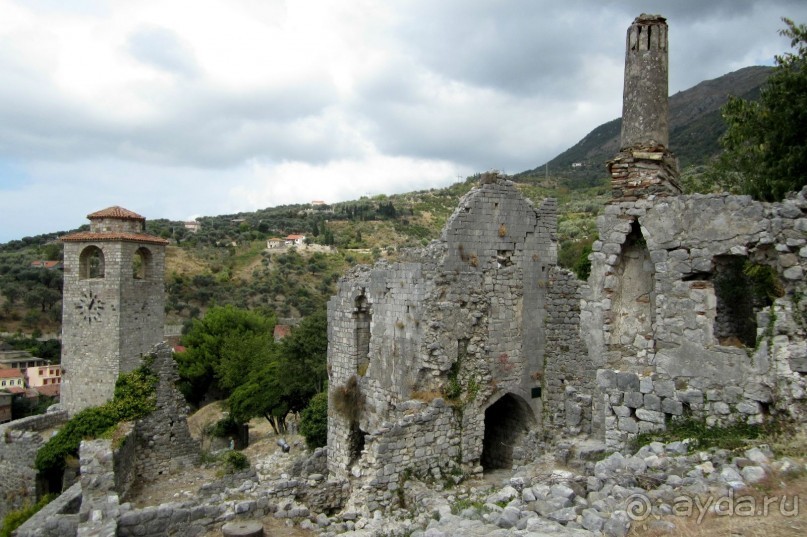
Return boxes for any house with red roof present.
[273,325,292,342]
[30,260,63,270]
[0,369,25,391]
[285,234,306,246]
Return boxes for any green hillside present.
[0,66,772,336]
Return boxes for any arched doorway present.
[481,393,536,471]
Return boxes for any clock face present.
[76,291,105,324]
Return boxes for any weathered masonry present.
[326,13,807,510]
[60,206,168,415]
[327,175,595,510]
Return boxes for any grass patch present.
[635,417,770,452]
[0,494,57,537]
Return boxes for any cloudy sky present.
[1,0,806,243]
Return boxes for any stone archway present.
[481,393,536,471]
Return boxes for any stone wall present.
[0,409,68,519]
[347,398,461,512]
[327,175,560,504]
[544,268,596,436]
[134,342,200,481]
[582,189,807,450]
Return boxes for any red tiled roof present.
[273,325,292,339]
[87,206,145,220]
[60,231,169,245]
[286,234,305,240]
[173,345,187,354]
[6,387,25,394]
[0,369,23,379]
[30,260,61,269]
[35,385,61,398]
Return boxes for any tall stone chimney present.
[621,14,669,148]
[607,13,681,201]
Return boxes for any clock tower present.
[60,206,168,415]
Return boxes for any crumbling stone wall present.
[134,342,200,481]
[583,190,807,449]
[328,176,560,505]
[545,267,596,436]
[0,409,68,519]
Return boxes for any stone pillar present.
[620,13,669,149]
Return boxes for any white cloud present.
[1,0,806,242]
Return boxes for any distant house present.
[0,392,11,423]
[0,369,25,390]
[311,200,326,206]
[30,260,63,270]
[0,349,50,377]
[267,238,284,249]
[184,221,201,233]
[273,325,292,342]
[285,234,306,246]
[26,363,62,391]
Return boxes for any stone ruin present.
[326,13,807,511]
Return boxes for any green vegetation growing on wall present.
[35,362,158,476]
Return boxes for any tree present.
[226,309,328,432]
[299,391,328,449]
[229,361,289,434]
[709,18,807,200]
[175,305,276,405]
[275,310,328,412]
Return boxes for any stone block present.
[654,380,675,398]
[612,405,631,418]
[616,372,640,392]
[677,389,703,404]
[643,394,661,411]
[636,409,665,424]
[597,370,617,390]
[618,418,638,434]
[623,391,644,408]
[639,376,654,394]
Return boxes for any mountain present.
[516,66,773,187]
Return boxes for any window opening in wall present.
[481,393,535,471]
[496,250,514,268]
[348,422,366,466]
[132,247,152,280]
[713,256,781,348]
[531,387,542,399]
[79,246,105,279]
[354,294,371,376]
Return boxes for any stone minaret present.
[60,207,168,415]
[608,14,681,200]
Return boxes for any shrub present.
[300,391,328,449]
[208,415,240,438]
[331,375,364,421]
[35,362,158,476]
[220,450,249,473]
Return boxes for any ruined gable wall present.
[134,342,199,481]
[583,190,807,449]
[327,177,566,490]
